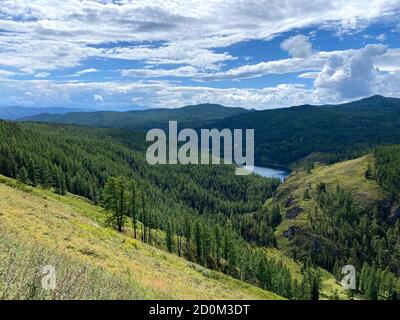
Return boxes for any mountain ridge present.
[21,103,250,131]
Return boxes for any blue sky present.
[0,0,400,110]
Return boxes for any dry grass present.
[0,175,283,300]
[0,233,157,300]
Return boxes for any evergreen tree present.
[103,177,128,232]
[130,181,138,239]
[166,222,174,253]
[270,205,282,228]
[194,221,203,265]
[17,166,29,184]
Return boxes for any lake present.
[243,165,290,181]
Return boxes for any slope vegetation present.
[0,175,282,300]
[274,155,389,252]
[268,154,400,298]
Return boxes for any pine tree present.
[223,232,230,272]
[103,177,128,232]
[214,225,222,270]
[17,166,29,184]
[141,191,147,242]
[166,222,174,253]
[270,205,282,228]
[194,221,203,264]
[130,181,138,239]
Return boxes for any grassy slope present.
[275,155,388,242]
[265,155,391,299]
[0,175,282,300]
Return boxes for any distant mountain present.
[0,106,93,120]
[20,96,400,166]
[204,95,400,166]
[22,103,251,131]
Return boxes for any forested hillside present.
[0,120,303,298]
[206,96,400,166]
[268,154,400,299]
[22,96,400,167]
[374,145,400,198]
[22,104,250,131]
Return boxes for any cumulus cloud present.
[0,0,398,73]
[374,48,400,72]
[0,78,328,110]
[0,1,399,109]
[281,35,313,58]
[314,44,387,98]
[200,50,346,81]
[102,44,234,69]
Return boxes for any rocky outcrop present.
[283,226,303,240]
[388,201,400,223]
[285,207,304,219]
[284,196,295,208]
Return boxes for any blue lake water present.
[243,165,290,181]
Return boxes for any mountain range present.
[21,95,400,167]
[0,106,96,120]
[21,103,251,131]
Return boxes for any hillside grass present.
[275,155,388,242]
[263,155,389,300]
[0,175,283,300]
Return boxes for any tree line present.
[102,176,321,300]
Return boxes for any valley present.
[1,0,400,305]
[1,96,400,300]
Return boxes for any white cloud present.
[93,94,104,103]
[298,72,319,79]
[0,39,99,73]
[0,70,16,79]
[76,68,98,76]
[1,65,399,111]
[314,44,387,98]
[0,1,399,109]
[281,35,313,58]
[121,66,200,78]
[374,48,400,72]
[0,78,322,109]
[200,50,346,81]
[34,72,50,78]
[377,33,386,42]
[201,46,400,82]
[64,68,99,78]
[0,0,398,73]
[102,44,234,69]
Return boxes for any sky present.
[0,0,400,110]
